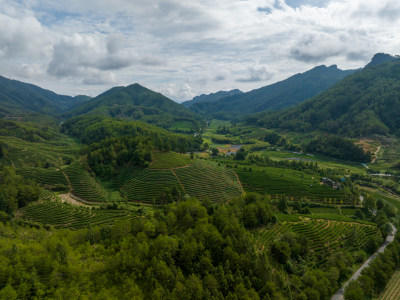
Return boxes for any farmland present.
[378,270,400,300]
[21,200,135,229]
[121,159,243,204]
[254,216,377,262]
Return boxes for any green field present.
[237,165,356,204]
[0,135,79,168]
[378,269,400,300]
[149,151,192,169]
[254,216,377,263]
[64,164,109,202]
[20,200,136,229]
[121,159,243,204]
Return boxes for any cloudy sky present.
[1,0,399,101]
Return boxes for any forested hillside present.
[66,83,203,130]
[181,89,242,107]
[250,59,400,137]
[189,65,355,119]
[0,76,89,117]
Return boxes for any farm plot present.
[149,151,192,169]
[20,201,133,229]
[253,217,377,260]
[174,160,243,202]
[120,160,243,204]
[237,167,355,204]
[121,169,183,205]
[64,164,109,202]
[378,269,400,300]
[17,167,68,190]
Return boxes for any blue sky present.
[0,0,399,101]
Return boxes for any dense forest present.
[1,193,395,299]
[62,116,202,151]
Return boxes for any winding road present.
[331,223,397,300]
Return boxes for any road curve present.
[331,223,397,300]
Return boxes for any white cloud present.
[1,0,400,100]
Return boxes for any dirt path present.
[170,169,187,193]
[58,193,91,207]
[331,223,397,300]
[372,146,382,163]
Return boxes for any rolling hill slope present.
[251,56,400,137]
[0,76,89,117]
[66,83,203,129]
[188,65,355,119]
[181,89,242,107]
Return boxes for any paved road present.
[331,223,397,300]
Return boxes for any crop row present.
[120,160,243,204]
[253,218,377,259]
[379,270,400,300]
[65,164,108,202]
[21,201,133,229]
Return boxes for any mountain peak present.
[366,53,398,67]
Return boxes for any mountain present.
[365,53,398,67]
[188,65,355,119]
[66,83,203,130]
[250,56,400,137]
[0,76,88,117]
[181,89,242,107]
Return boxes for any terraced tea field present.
[121,160,243,204]
[379,269,400,300]
[20,200,134,229]
[237,166,356,204]
[254,216,377,260]
[64,164,109,202]
[17,167,68,190]
[149,151,192,169]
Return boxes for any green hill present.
[251,57,400,137]
[120,152,243,204]
[181,89,242,107]
[66,83,203,130]
[189,65,355,119]
[0,76,89,117]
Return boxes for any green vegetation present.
[121,160,243,204]
[66,83,203,129]
[189,65,354,119]
[253,59,400,137]
[344,234,400,299]
[64,164,109,202]
[62,115,202,150]
[21,200,134,229]
[378,269,400,300]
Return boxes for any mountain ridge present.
[188,64,356,119]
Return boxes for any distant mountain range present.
[0,76,90,117]
[249,53,400,137]
[181,89,243,107]
[186,65,356,119]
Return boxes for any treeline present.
[62,116,202,152]
[305,135,371,162]
[0,166,41,215]
[85,137,153,179]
